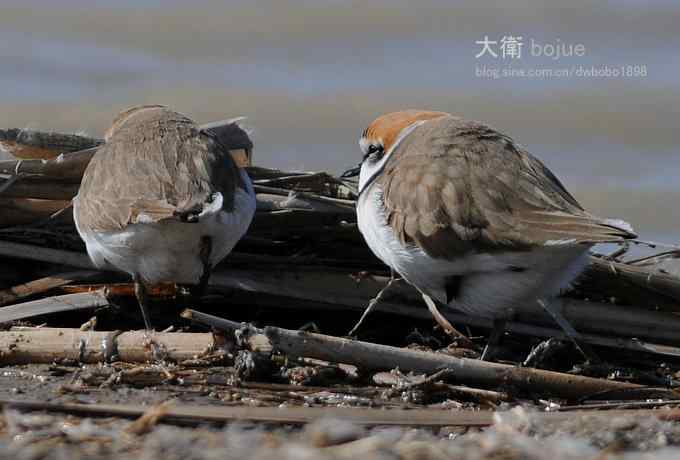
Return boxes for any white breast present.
[357,184,591,318]
[74,170,256,284]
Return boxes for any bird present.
[73,105,257,330]
[343,110,636,357]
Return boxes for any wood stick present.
[0,198,72,227]
[581,256,680,308]
[253,184,356,207]
[0,240,94,268]
[4,398,680,428]
[182,309,641,399]
[0,270,100,306]
[59,282,177,298]
[0,329,214,364]
[0,129,101,160]
[256,193,355,214]
[0,290,110,324]
[0,147,96,181]
[253,171,344,189]
[0,178,79,200]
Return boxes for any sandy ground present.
[0,363,679,459]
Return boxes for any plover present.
[74,105,256,329]
[343,110,636,356]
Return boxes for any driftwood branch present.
[182,309,642,400]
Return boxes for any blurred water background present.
[0,0,677,243]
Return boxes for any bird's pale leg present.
[421,293,475,348]
[348,270,398,337]
[133,274,153,331]
[133,276,166,361]
[537,298,601,363]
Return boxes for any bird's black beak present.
[340,163,362,178]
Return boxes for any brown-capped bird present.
[344,110,636,353]
[74,106,256,329]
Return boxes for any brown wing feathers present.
[75,106,241,234]
[378,116,635,259]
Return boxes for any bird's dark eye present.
[364,144,384,161]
